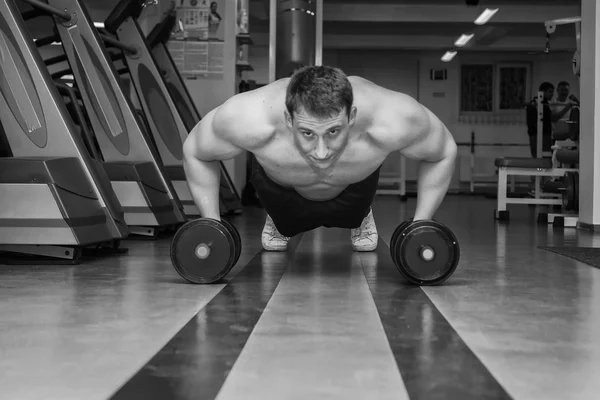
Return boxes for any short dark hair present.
[539,82,554,92]
[557,81,570,88]
[285,66,353,120]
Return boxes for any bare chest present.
[253,138,387,200]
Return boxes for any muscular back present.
[184,76,454,200]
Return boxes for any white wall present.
[243,46,580,185]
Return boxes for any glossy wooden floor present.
[1,196,600,400]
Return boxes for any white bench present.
[494,157,578,220]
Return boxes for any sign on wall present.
[168,0,225,77]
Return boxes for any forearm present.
[413,149,457,221]
[183,155,222,220]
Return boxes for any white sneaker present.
[351,208,378,252]
[261,214,290,251]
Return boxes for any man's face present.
[544,88,555,101]
[557,84,570,100]
[286,107,356,169]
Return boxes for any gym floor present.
[1,196,599,400]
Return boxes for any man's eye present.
[329,129,338,135]
[302,131,313,137]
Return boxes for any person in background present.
[526,82,554,158]
[209,2,222,25]
[551,81,579,124]
[526,82,575,158]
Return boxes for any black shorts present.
[249,161,381,237]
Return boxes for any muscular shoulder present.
[196,80,287,152]
[349,77,430,149]
[211,88,278,149]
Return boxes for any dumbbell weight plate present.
[220,217,242,265]
[170,218,238,284]
[390,219,412,253]
[563,171,576,210]
[391,220,460,286]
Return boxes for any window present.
[459,62,531,123]
[460,64,493,112]
[496,63,531,111]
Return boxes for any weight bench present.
[494,157,578,220]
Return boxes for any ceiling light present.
[474,8,499,25]
[441,51,457,62]
[454,33,474,47]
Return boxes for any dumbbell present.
[390,219,460,286]
[540,172,579,212]
[170,218,242,284]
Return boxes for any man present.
[551,81,579,124]
[183,66,457,252]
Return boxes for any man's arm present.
[550,102,573,122]
[183,101,245,220]
[381,96,458,221]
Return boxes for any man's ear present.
[284,109,293,129]
[348,106,357,127]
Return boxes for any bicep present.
[183,107,243,162]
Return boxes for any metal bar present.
[268,0,276,82]
[315,0,323,66]
[99,34,137,55]
[456,143,529,147]
[35,34,60,47]
[51,68,72,80]
[45,53,68,66]
[21,9,41,20]
[55,83,103,161]
[20,0,71,20]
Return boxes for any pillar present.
[578,0,600,229]
[275,0,316,79]
[269,0,321,81]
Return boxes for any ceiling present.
[248,0,582,52]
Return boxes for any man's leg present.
[350,208,378,252]
[249,160,317,251]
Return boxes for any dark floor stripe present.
[359,242,513,400]
[108,237,303,400]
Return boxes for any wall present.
[244,46,579,185]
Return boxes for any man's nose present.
[314,139,329,159]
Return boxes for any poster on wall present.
[169,0,225,77]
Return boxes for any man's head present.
[284,66,356,168]
[556,81,570,101]
[539,82,555,101]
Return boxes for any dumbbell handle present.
[195,243,211,259]
[419,245,435,262]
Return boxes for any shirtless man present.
[183,66,457,252]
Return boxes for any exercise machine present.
[494,92,579,221]
[23,0,188,237]
[0,0,129,262]
[102,0,242,217]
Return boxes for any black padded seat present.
[494,157,553,169]
[555,149,579,164]
[164,165,186,180]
